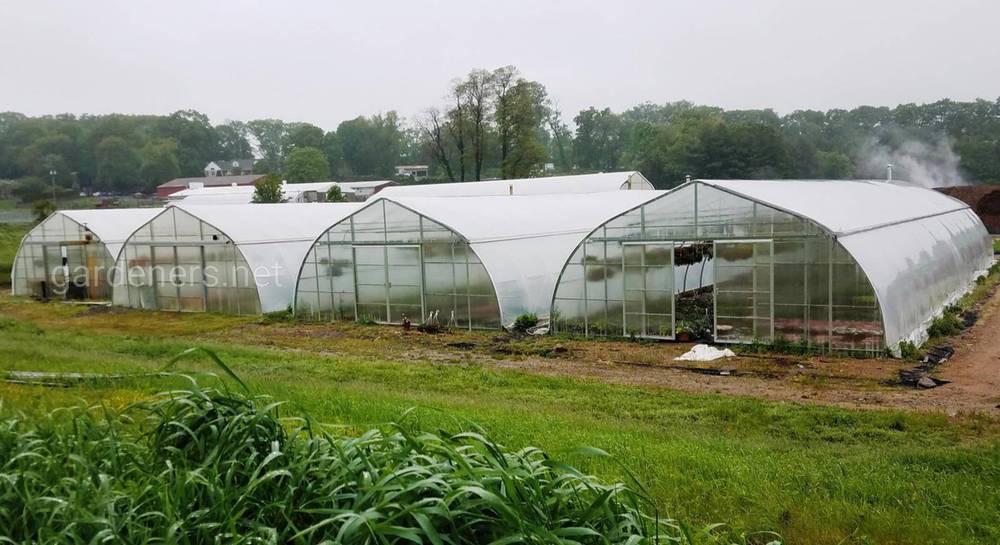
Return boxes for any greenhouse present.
[112,203,361,314]
[294,191,661,328]
[551,179,992,354]
[11,208,160,300]
[376,171,654,198]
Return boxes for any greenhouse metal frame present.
[11,208,161,301]
[112,203,361,315]
[551,179,992,354]
[294,192,662,329]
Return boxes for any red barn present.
[155,174,266,199]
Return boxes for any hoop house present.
[551,180,991,354]
[376,172,653,198]
[11,209,160,300]
[294,192,661,328]
[112,203,360,314]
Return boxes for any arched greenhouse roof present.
[697,179,972,235]
[127,203,362,312]
[38,208,162,258]
[376,172,653,198]
[691,179,992,347]
[369,191,664,324]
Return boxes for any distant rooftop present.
[157,174,265,189]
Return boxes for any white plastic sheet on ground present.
[674,344,736,361]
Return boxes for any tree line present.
[2,65,999,204]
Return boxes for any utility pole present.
[49,169,57,202]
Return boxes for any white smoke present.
[856,135,968,188]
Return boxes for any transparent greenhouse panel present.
[623,242,674,339]
[117,208,262,315]
[714,240,773,343]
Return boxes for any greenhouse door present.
[622,242,674,339]
[714,240,773,343]
[40,243,67,299]
[352,245,424,324]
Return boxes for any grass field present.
[0,222,30,285]
[0,296,998,545]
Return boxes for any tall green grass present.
[0,375,766,544]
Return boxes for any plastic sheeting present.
[376,172,653,198]
[696,180,993,349]
[11,208,161,297]
[371,191,664,325]
[699,180,970,235]
[49,209,162,259]
[114,203,362,313]
[169,182,355,204]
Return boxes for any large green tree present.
[285,147,331,182]
[216,121,254,158]
[139,139,181,191]
[287,123,325,151]
[94,136,141,192]
[337,113,402,177]
[154,110,220,176]
[574,107,624,171]
[248,119,288,174]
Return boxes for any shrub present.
[927,311,963,338]
[897,341,919,360]
[326,184,347,202]
[512,312,539,333]
[252,173,286,203]
[31,200,56,223]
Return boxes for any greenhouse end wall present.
[295,199,502,329]
[113,207,262,314]
[12,213,116,300]
[551,183,886,354]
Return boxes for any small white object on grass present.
[674,344,736,362]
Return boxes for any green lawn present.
[0,222,30,285]
[0,300,998,545]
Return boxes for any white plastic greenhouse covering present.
[371,191,664,324]
[698,180,993,348]
[113,203,362,312]
[12,208,162,296]
[375,172,654,198]
[32,209,162,259]
[169,182,355,204]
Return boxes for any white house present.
[204,159,254,177]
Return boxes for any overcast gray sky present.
[1,0,998,130]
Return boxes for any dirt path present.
[5,289,1000,415]
[922,285,1000,412]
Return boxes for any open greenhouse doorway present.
[622,241,717,342]
[644,239,774,344]
[673,242,715,342]
[32,241,110,300]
